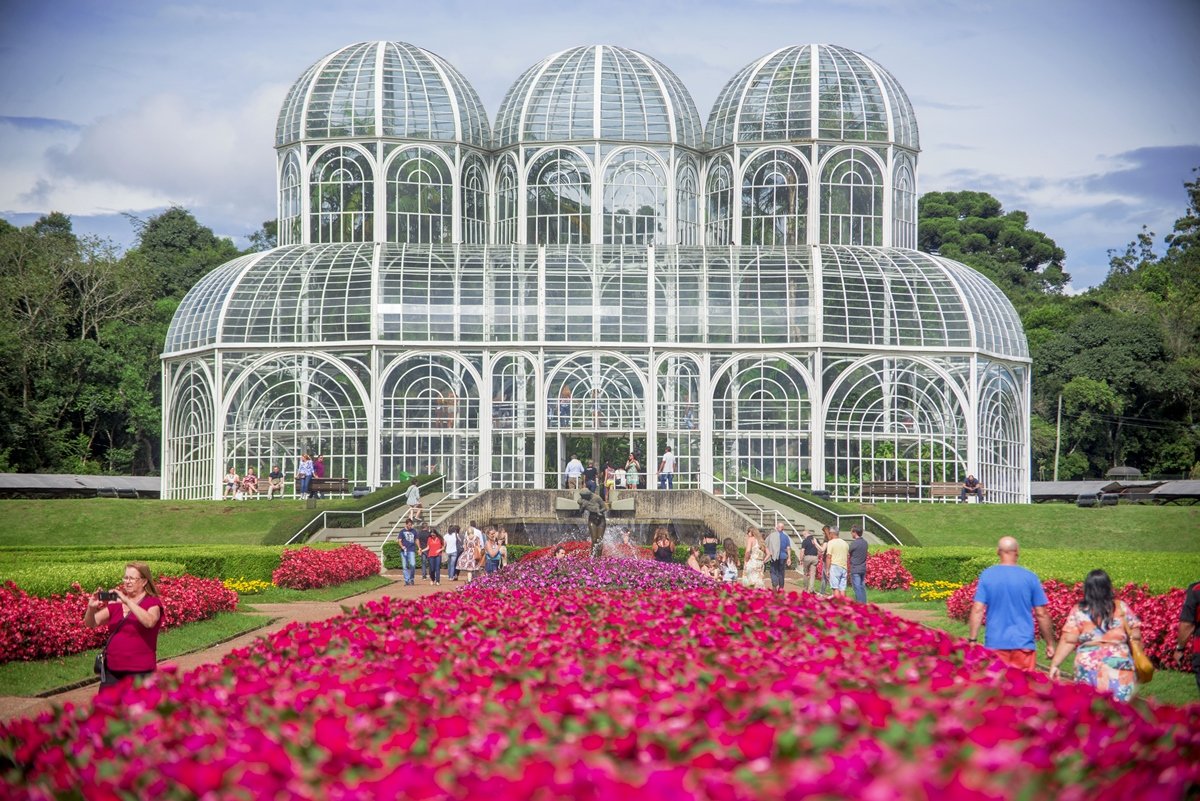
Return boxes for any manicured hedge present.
[750,479,921,546]
[3,561,187,598]
[0,545,339,584]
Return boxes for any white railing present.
[709,474,802,541]
[380,477,477,548]
[744,477,905,546]
[285,475,450,546]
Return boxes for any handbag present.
[93,610,131,683]
[1123,613,1154,684]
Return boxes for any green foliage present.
[750,479,921,546]
[0,545,335,583]
[263,474,443,544]
[3,561,187,597]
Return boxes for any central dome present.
[276,41,491,149]
[494,45,703,149]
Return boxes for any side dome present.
[708,44,918,150]
[494,45,703,149]
[276,41,490,148]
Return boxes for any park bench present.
[860,480,918,499]
[929,482,961,499]
[308,477,349,496]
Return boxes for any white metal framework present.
[163,41,1031,503]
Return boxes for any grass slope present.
[856,502,1200,552]
[0,499,314,547]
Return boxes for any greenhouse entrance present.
[547,432,645,490]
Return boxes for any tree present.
[247,219,278,251]
[125,206,240,298]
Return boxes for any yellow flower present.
[222,578,274,595]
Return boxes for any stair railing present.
[380,476,477,547]
[744,477,903,546]
[286,475,449,546]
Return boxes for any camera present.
[98,590,119,602]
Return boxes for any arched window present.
[705,157,733,246]
[310,147,373,243]
[741,149,807,246]
[713,356,811,488]
[278,152,301,246]
[676,159,699,245]
[603,148,667,245]
[461,155,488,245]
[495,156,519,244]
[821,148,883,246]
[893,157,916,249]
[166,361,214,500]
[386,147,452,243]
[527,149,591,245]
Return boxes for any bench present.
[929,482,960,499]
[308,477,349,495]
[860,480,918,499]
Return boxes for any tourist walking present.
[397,521,418,586]
[458,524,482,582]
[800,529,822,593]
[417,523,431,583]
[764,521,792,590]
[1049,569,1143,701]
[1177,580,1200,695]
[84,562,163,688]
[848,525,868,602]
[658,446,676,489]
[405,480,422,521]
[741,527,767,590]
[967,536,1057,671]
[444,524,460,581]
[423,528,445,585]
[824,527,849,599]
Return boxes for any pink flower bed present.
[865,548,913,590]
[271,544,381,590]
[946,579,1188,669]
[0,576,238,664]
[4,584,1198,798]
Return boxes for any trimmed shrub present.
[5,562,187,598]
[263,473,445,544]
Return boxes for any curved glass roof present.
[166,245,1024,360]
[276,41,491,149]
[707,44,919,150]
[494,45,703,149]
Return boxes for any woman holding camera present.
[84,562,163,687]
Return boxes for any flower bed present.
[0,575,238,664]
[946,578,1189,669]
[271,544,381,590]
[518,540,653,562]
[467,554,714,592]
[911,580,963,601]
[864,548,913,590]
[3,584,1197,798]
[222,578,274,595]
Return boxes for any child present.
[719,552,738,582]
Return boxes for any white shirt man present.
[659,447,676,489]
[565,456,585,489]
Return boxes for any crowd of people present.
[394,518,509,586]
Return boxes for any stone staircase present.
[319,492,452,559]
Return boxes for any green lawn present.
[0,612,272,697]
[240,575,394,605]
[857,502,1200,551]
[0,498,314,547]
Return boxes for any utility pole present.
[1053,394,1063,481]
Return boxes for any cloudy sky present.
[2,0,1197,289]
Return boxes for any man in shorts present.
[967,536,1056,670]
[824,527,849,599]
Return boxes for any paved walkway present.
[0,571,456,724]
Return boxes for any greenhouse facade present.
[162,42,1030,503]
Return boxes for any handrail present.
[745,478,904,547]
[380,476,478,547]
[709,475,801,541]
[286,475,449,547]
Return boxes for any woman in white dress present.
[457,524,482,581]
[741,526,767,590]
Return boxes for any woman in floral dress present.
[457,524,482,582]
[1049,569,1143,701]
[741,527,767,590]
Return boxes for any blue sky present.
[1,0,1197,289]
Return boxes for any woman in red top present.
[423,529,445,586]
[84,562,164,687]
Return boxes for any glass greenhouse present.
[162,42,1030,502]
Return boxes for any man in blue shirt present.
[967,536,1057,670]
[398,521,418,586]
[765,521,792,590]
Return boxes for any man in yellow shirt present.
[824,527,850,600]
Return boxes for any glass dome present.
[276,41,491,149]
[494,45,703,149]
[707,44,918,150]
